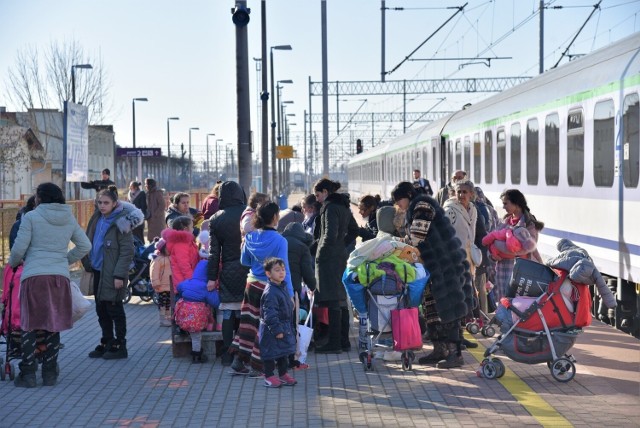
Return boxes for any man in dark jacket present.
[80,168,115,192]
[282,222,316,295]
[206,181,249,365]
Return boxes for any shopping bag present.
[79,270,94,296]
[391,307,422,351]
[70,280,93,323]
[297,294,314,364]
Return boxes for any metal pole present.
[381,0,386,82]
[71,68,76,104]
[304,110,308,191]
[270,48,277,198]
[277,84,282,193]
[233,0,252,193]
[167,120,170,190]
[132,99,136,149]
[260,0,269,193]
[321,0,329,176]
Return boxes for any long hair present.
[253,201,280,229]
[313,178,341,194]
[500,189,544,230]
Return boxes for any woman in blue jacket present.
[229,202,292,376]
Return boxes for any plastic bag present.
[71,280,93,323]
[297,294,314,364]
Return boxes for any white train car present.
[348,33,640,335]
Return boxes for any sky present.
[1,0,639,175]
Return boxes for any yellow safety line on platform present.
[464,334,572,428]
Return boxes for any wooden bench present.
[172,330,223,358]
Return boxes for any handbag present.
[391,307,422,351]
[70,281,93,323]
[470,243,483,267]
[297,294,314,364]
[80,270,94,296]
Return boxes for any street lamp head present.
[133,97,148,102]
[271,45,292,51]
[207,133,216,137]
[73,64,93,70]
[282,100,294,104]
[168,117,179,121]
[278,79,293,85]
[190,127,200,131]
[286,113,296,117]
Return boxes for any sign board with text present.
[276,145,294,159]
[63,101,89,182]
[117,148,162,157]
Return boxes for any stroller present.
[343,268,428,372]
[0,265,21,381]
[480,260,592,383]
[125,236,157,304]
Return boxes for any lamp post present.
[206,133,215,183]
[278,97,293,191]
[71,64,93,104]
[132,97,148,181]
[215,139,223,179]
[269,45,292,197]
[188,127,199,191]
[166,117,179,191]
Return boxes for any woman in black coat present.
[313,178,359,354]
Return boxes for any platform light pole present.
[71,64,93,104]
[276,83,293,194]
[166,117,179,190]
[132,97,148,181]
[269,45,292,197]
[206,133,215,183]
[188,127,199,191]
[215,138,224,179]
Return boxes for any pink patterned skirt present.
[174,299,211,333]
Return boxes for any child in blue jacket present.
[259,258,297,388]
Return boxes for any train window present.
[473,133,481,183]
[422,147,429,179]
[511,123,521,184]
[484,130,493,184]
[526,119,539,185]
[594,100,615,187]
[381,158,385,182]
[455,139,462,170]
[432,146,437,182]
[464,136,471,176]
[497,128,506,184]
[448,139,454,179]
[623,93,639,188]
[545,113,560,186]
[567,109,584,186]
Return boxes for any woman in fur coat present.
[405,195,474,369]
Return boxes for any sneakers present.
[103,340,128,360]
[229,357,249,375]
[293,363,309,370]
[279,373,297,386]
[264,375,282,388]
[248,369,264,379]
[88,341,111,358]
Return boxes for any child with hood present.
[175,260,220,363]
[150,238,172,326]
[162,216,200,291]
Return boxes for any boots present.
[191,350,208,364]
[103,339,128,360]
[340,307,352,352]
[42,362,59,386]
[436,342,464,369]
[461,326,478,349]
[14,362,37,388]
[89,338,113,358]
[315,308,342,354]
[159,308,172,327]
[418,341,448,364]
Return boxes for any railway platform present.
[0,293,638,427]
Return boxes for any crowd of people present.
[4,166,544,389]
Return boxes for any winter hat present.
[197,230,210,249]
[155,238,167,253]
[376,206,396,234]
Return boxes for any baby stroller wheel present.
[481,361,498,379]
[481,326,496,337]
[152,292,160,306]
[139,293,153,302]
[550,357,576,382]
[122,286,132,304]
[401,351,413,371]
[491,358,505,378]
[466,322,480,335]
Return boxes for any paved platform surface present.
[0,294,638,427]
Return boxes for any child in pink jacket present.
[161,216,200,292]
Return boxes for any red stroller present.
[480,268,591,382]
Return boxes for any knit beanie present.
[376,206,396,234]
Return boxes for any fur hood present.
[161,228,195,245]
[115,201,145,233]
[407,195,473,324]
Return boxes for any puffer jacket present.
[162,228,200,289]
[282,222,316,293]
[83,202,144,302]
[207,181,249,303]
[150,253,171,293]
[176,260,220,308]
[259,281,296,360]
[241,227,293,297]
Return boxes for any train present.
[347,32,640,337]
